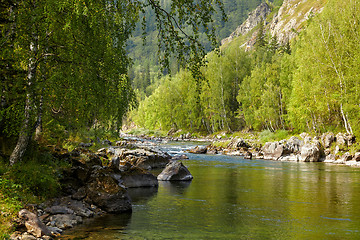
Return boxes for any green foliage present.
[259,129,289,143]
[288,0,360,135]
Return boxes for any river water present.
[60,142,360,239]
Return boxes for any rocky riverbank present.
[192,132,360,167]
[10,139,193,240]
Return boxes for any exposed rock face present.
[269,0,325,43]
[262,142,285,160]
[157,161,193,181]
[262,137,303,161]
[85,168,132,213]
[221,3,271,45]
[300,141,323,162]
[18,209,52,237]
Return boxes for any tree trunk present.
[9,96,33,166]
[9,36,38,166]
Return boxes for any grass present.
[126,128,167,138]
[259,129,291,143]
[0,143,71,237]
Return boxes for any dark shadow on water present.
[127,186,158,203]
[159,180,192,195]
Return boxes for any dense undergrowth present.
[0,140,75,237]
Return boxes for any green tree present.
[2,0,224,165]
[288,0,360,135]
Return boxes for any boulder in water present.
[188,146,207,154]
[157,161,193,181]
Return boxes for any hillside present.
[128,0,278,95]
[129,0,360,139]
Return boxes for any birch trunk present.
[9,37,38,166]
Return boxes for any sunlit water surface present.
[60,142,360,239]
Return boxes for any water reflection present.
[127,186,158,203]
[159,181,192,195]
[60,146,360,239]
[59,213,132,240]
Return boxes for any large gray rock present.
[116,148,171,170]
[157,161,193,181]
[85,168,132,213]
[121,166,158,188]
[18,209,52,237]
[300,141,322,162]
[285,136,303,153]
[262,142,286,160]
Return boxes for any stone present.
[72,187,87,201]
[121,166,158,188]
[341,152,353,162]
[336,132,347,146]
[85,168,132,213]
[117,148,171,170]
[244,151,252,160]
[157,161,193,181]
[285,136,303,153]
[49,214,82,229]
[262,142,285,160]
[45,206,74,215]
[321,132,335,148]
[354,152,360,162]
[300,142,322,162]
[18,209,52,237]
[188,146,207,154]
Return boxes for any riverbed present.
[60,142,360,239]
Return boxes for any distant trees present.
[1,0,224,165]
[131,0,360,138]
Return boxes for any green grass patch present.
[0,144,71,236]
[259,129,290,143]
[126,128,167,137]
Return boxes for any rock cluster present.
[11,142,193,239]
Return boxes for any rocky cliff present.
[269,0,326,43]
[221,3,271,46]
[221,0,327,47]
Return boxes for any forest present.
[130,0,360,139]
[1,0,360,237]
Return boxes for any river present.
[60,141,360,239]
